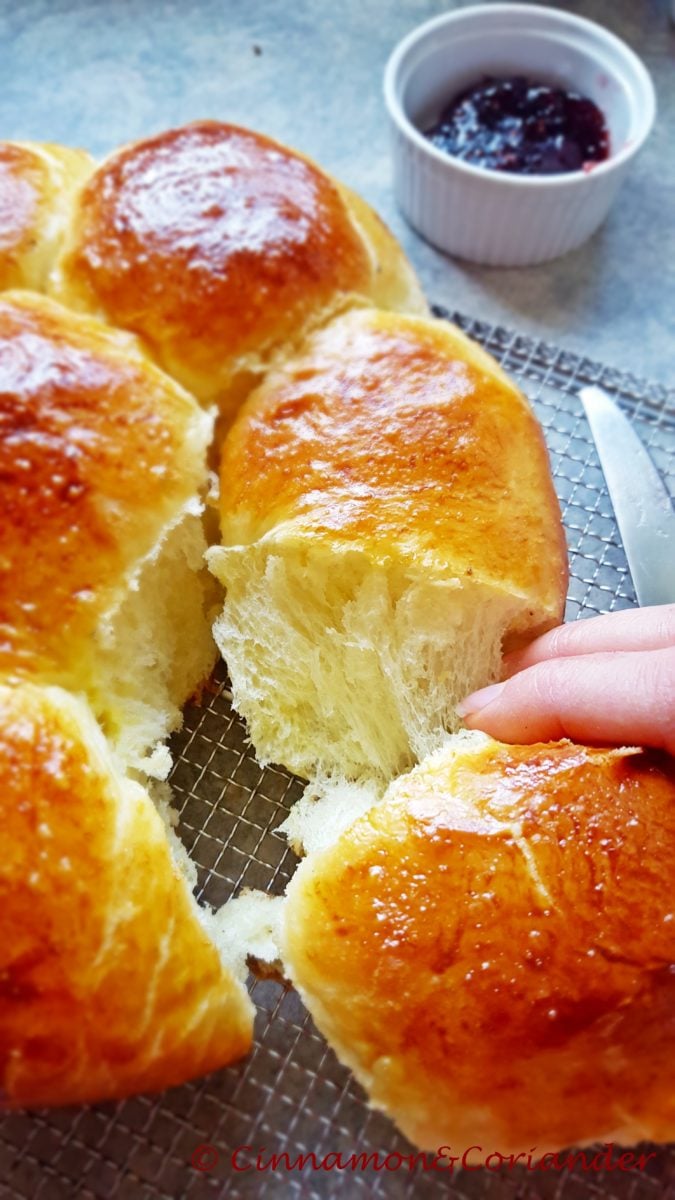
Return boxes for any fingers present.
[504,605,675,678]
[456,646,675,755]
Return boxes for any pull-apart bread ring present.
[2,123,600,1129]
[281,734,675,1153]
[0,290,215,776]
[51,120,427,420]
[209,308,568,782]
[0,683,253,1108]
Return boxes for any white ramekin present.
[384,4,656,267]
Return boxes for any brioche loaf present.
[281,734,675,1153]
[50,121,427,421]
[209,308,568,781]
[0,683,253,1108]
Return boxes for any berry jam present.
[425,76,610,175]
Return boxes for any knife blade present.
[578,386,675,607]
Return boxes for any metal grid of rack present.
[1,313,673,1200]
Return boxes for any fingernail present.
[456,681,506,719]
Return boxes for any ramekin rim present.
[383,2,657,191]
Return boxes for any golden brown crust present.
[0,684,252,1108]
[0,290,209,685]
[336,182,427,317]
[0,144,43,288]
[283,738,675,1151]
[0,142,94,292]
[52,121,426,415]
[220,308,567,626]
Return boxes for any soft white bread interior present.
[280,733,675,1153]
[91,495,218,778]
[0,683,253,1109]
[50,120,427,423]
[0,140,94,293]
[280,773,385,858]
[209,308,568,782]
[0,290,216,776]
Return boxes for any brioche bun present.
[0,683,252,1108]
[0,141,94,292]
[51,121,427,420]
[0,289,215,774]
[282,734,675,1152]
[209,308,567,780]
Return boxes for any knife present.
[579,385,675,607]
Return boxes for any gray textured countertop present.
[1,0,673,382]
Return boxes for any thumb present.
[456,647,675,755]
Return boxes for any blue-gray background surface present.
[1,0,673,379]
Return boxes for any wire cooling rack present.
[1,313,674,1200]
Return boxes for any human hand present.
[456,605,675,755]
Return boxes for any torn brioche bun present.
[0,683,253,1109]
[50,120,427,421]
[0,141,94,292]
[281,733,675,1153]
[209,308,567,781]
[0,290,216,775]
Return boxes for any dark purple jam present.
[425,76,610,175]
